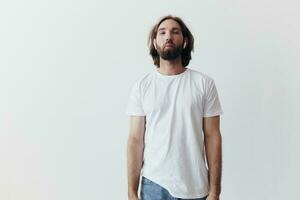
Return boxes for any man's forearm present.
[204,132,222,196]
[127,138,144,198]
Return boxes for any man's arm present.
[203,115,222,199]
[127,116,145,200]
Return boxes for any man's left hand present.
[206,194,219,200]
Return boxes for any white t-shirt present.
[126,67,223,199]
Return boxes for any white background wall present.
[1,0,299,199]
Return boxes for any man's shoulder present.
[131,69,155,89]
[188,68,214,82]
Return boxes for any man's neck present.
[158,58,186,75]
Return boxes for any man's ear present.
[183,38,188,49]
[153,38,157,50]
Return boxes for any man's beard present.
[157,43,184,61]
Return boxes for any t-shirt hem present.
[203,111,223,118]
[141,174,209,199]
[126,112,146,116]
[168,190,209,199]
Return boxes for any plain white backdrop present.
[1,0,299,199]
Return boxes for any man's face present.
[154,19,185,61]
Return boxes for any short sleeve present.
[126,80,146,116]
[203,78,223,117]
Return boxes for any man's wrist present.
[209,192,219,197]
[209,184,221,195]
[208,188,221,197]
[128,191,138,198]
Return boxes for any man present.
[126,15,223,200]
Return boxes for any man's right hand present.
[128,195,139,200]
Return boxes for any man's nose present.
[165,36,172,43]
[165,32,172,42]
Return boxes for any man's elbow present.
[127,133,144,147]
[204,130,222,139]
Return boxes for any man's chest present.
[141,82,205,115]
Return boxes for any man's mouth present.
[165,43,174,48]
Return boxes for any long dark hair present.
[148,15,194,68]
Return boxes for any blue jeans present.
[140,176,208,200]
